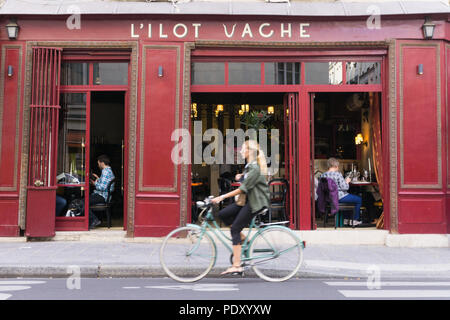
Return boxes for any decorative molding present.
[180,42,195,227]
[388,39,398,234]
[194,40,390,49]
[18,41,138,236]
[139,45,180,193]
[446,44,450,190]
[0,45,22,193]
[399,42,442,189]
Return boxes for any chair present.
[218,177,232,209]
[90,178,115,228]
[267,178,289,224]
[318,177,357,229]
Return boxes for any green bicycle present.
[160,197,305,283]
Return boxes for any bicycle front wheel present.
[249,226,303,282]
[160,226,216,283]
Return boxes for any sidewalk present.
[0,230,449,279]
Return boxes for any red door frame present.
[57,55,130,231]
[190,49,386,230]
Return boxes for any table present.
[349,181,379,223]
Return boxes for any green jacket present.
[238,162,270,213]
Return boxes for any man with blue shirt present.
[89,154,115,229]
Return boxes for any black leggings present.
[218,203,255,245]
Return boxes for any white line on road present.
[0,294,12,300]
[146,284,239,292]
[0,286,31,292]
[326,282,450,287]
[0,281,46,285]
[339,290,450,298]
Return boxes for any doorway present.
[311,92,383,228]
[189,92,289,224]
[90,91,125,229]
[55,91,126,231]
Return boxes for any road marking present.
[146,284,239,292]
[0,294,12,300]
[0,286,31,292]
[325,281,450,287]
[0,281,46,285]
[123,287,141,289]
[339,290,450,298]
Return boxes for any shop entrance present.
[311,92,384,229]
[54,58,130,231]
[55,91,126,230]
[90,91,125,228]
[190,92,297,226]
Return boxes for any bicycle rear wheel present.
[160,226,216,282]
[249,226,303,282]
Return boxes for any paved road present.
[2,277,450,301]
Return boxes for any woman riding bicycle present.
[211,140,270,276]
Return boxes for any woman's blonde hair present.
[244,140,268,175]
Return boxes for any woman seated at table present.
[320,157,362,226]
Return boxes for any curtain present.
[370,92,384,228]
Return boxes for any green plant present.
[239,111,271,130]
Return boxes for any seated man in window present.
[89,154,115,229]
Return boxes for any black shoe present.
[89,220,101,229]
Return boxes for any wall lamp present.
[6,18,19,40]
[355,133,367,146]
[417,64,424,75]
[7,65,14,77]
[422,17,435,40]
[158,65,163,78]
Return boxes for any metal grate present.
[28,47,62,188]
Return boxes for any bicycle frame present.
[186,205,301,266]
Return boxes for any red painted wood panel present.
[398,197,444,224]
[0,45,22,237]
[0,48,20,188]
[398,197,446,234]
[0,200,20,236]
[134,200,180,236]
[25,188,56,237]
[141,47,178,190]
[401,46,439,187]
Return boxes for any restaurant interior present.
[190,91,383,229]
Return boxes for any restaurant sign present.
[130,22,311,40]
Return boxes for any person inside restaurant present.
[89,154,115,229]
[320,157,362,226]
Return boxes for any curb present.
[1,262,450,279]
[3,230,447,248]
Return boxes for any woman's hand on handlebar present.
[211,195,224,204]
[235,173,243,181]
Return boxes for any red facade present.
[0,12,448,237]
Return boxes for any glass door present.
[55,92,90,230]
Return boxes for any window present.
[57,93,87,184]
[265,62,300,85]
[228,63,261,85]
[93,62,128,85]
[191,62,225,85]
[305,62,343,85]
[61,62,89,86]
[346,62,381,84]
